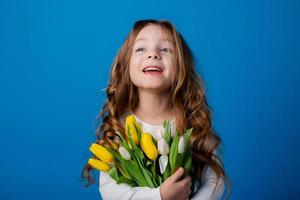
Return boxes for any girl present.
[82,19,231,200]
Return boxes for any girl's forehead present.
[135,24,173,42]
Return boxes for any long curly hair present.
[82,19,231,199]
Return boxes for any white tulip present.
[159,155,168,174]
[118,146,131,160]
[178,136,185,154]
[157,138,169,155]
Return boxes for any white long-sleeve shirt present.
[99,113,225,200]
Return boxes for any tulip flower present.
[157,138,169,155]
[87,114,194,188]
[126,115,140,145]
[89,143,114,163]
[118,146,131,160]
[88,158,111,172]
[170,126,176,138]
[141,133,158,161]
[159,155,168,174]
[178,136,185,154]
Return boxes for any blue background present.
[1,0,299,199]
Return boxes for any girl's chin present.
[135,84,172,93]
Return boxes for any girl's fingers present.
[170,167,184,183]
[184,189,191,200]
[180,175,192,187]
[184,188,191,195]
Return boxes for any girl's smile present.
[142,65,164,75]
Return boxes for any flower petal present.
[178,136,185,154]
[158,138,169,155]
[118,146,131,160]
[88,158,111,171]
[89,143,114,163]
[141,133,158,161]
[159,155,168,174]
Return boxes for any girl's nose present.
[147,51,160,59]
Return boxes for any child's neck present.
[133,89,174,125]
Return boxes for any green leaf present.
[183,149,192,176]
[152,157,163,185]
[184,128,193,151]
[108,166,119,182]
[107,148,148,186]
[127,130,146,165]
[163,164,171,181]
[129,160,149,186]
[146,160,152,168]
[132,152,155,187]
[150,160,159,187]
[115,162,131,180]
[163,120,171,144]
[157,174,162,185]
[182,128,193,176]
[151,160,156,176]
[128,131,156,187]
[118,175,136,186]
[109,166,135,185]
[172,152,185,174]
[170,128,193,175]
[115,130,156,188]
[169,129,180,174]
[119,131,132,151]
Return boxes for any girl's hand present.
[160,167,192,200]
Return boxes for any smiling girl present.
[82,19,231,200]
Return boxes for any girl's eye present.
[160,48,170,53]
[135,48,145,52]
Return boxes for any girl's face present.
[129,24,176,93]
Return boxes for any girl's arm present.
[190,164,225,200]
[191,151,225,200]
[99,171,162,200]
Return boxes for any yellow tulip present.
[126,115,140,144]
[88,158,111,171]
[89,143,114,163]
[141,133,158,161]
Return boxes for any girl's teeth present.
[143,67,162,72]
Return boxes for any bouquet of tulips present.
[88,114,193,187]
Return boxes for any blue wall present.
[1,0,299,199]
